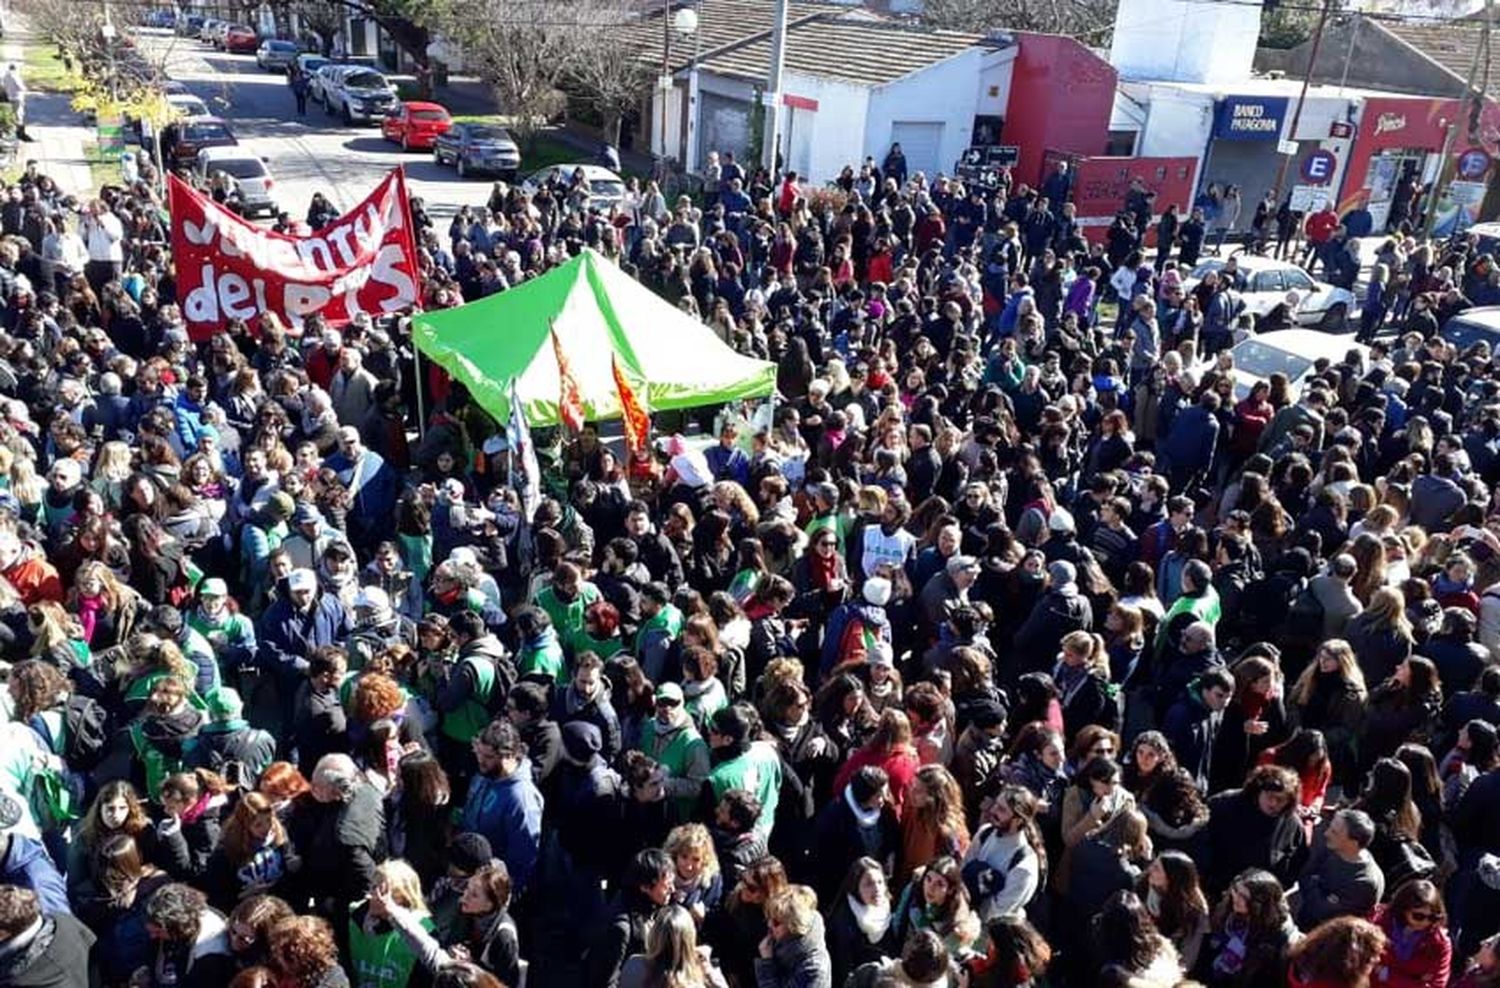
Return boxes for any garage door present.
[890,121,945,179]
[700,93,754,171]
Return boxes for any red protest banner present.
[168,168,419,339]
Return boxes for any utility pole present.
[1422,0,1492,240]
[659,0,672,163]
[1272,0,1332,202]
[760,0,787,174]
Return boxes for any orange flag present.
[550,328,585,433]
[612,353,650,453]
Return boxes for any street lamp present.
[658,3,698,164]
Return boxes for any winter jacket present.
[0,835,68,917]
[302,783,386,906]
[460,759,544,892]
[551,685,623,762]
[1163,689,1223,792]
[1204,788,1308,893]
[1372,902,1452,988]
[0,913,96,988]
[256,592,348,678]
[586,888,657,988]
[1012,587,1093,678]
[811,789,900,903]
[187,720,276,787]
[753,914,833,988]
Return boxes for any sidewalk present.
[3,25,96,196]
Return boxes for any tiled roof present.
[698,17,999,87]
[1380,19,1494,96]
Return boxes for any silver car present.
[432,122,520,179]
[256,39,299,71]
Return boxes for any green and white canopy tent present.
[410,248,777,428]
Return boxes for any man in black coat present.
[303,753,386,918]
[1204,764,1308,894]
[0,885,96,988]
[1011,560,1093,681]
[1162,665,1233,792]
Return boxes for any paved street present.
[134,29,516,221]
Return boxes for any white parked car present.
[1183,255,1357,332]
[324,67,398,125]
[1206,328,1367,401]
[521,163,627,210]
[310,63,351,108]
[194,146,276,218]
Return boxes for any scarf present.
[1241,690,1269,723]
[845,784,882,828]
[76,594,105,643]
[179,791,216,825]
[808,548,840,590]
[848,893,891,944]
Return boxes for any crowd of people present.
[0,120,1498,988]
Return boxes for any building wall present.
[1133,85,1213,159]
[775,70,871,182]
[865,49,990,180]
[1110,0,1264,84]
[1004,34,1116,186]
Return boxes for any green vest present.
[440,656,497,743]
[639,717,708,816]
[348,913,433,988]
[708,741,782,837]
[130,723,189,802]
[1154,586,1223,655]
[517,636,566,685]
[534,583,601,649]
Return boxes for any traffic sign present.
[1457,147,1492,181]
[1300,149,1337,185]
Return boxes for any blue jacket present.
[462,759,544,892]
[256,592,348,677]
[997,287,1035,336]
[325,449,398,537]
[705,444,750,487]
[1161,405,1220,475]
[1,833,70,917]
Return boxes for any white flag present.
[506,378,541,524]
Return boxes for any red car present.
[381,101,453,151]
[224,25,259,54]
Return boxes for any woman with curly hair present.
[1288,915,1388,988]
[8,659,71,756]
[204,792,301,909]
[664,823,723,925]
[347,671,425,755]
[268,914,349,988]
[967,914,1053,988]
[1203,868,1299,988]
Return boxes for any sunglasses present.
[1409,911,1441,923]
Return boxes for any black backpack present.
[30,694,110,772]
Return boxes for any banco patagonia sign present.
[1213,96,1290,142]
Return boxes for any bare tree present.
[567,0,654,146]
[417,0,625,142]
